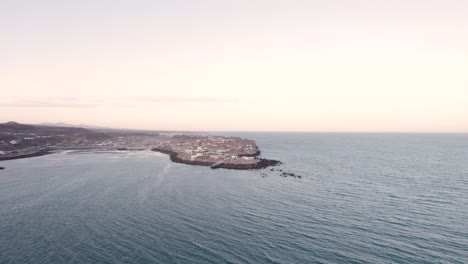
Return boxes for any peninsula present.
[0,122,281,170]
[151,135,281,169]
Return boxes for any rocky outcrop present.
[281,172,302,178]
[256,159,282,169]
[210,159,281,170]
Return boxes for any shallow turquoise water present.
[1,133,467,263]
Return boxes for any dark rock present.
[281,172,300,178]
[256,159,282,169]
[0,167,4,170]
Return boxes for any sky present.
[1,0,467,132]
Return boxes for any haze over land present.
[1,0,467,132]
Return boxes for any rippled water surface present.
[1,133,467,263]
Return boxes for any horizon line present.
[1,121,467,134]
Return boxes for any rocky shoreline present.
[151,147,281,170]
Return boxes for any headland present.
[151,135,281,170]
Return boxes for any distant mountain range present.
[1,121,204,135]
[39,122,113,130]
[37,122,199,134]
[0,121,97,137]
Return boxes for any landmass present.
[151,135,281,169]
[0,121,281,170]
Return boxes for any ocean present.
[1,133,467,263]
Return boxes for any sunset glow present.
[1,0,467,131]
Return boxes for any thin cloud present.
[127,96,239,104]
[0,96,239,108]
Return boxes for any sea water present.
[1,133,467,263]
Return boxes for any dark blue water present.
[1,133,467,263]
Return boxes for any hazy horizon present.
[1,0,467,132]
[2,120,468,134]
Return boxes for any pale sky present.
[1,0,467,132]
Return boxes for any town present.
[0,122,280,169]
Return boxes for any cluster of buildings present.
[154,135,260,165]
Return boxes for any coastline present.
[151,147,281,170]
[0,147,282,170]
